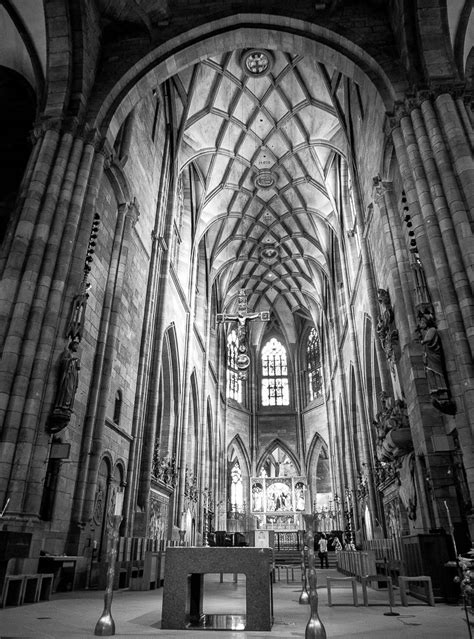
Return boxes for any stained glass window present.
[307,328,323,401]
[227,330,242,402]
[261,337,289,406]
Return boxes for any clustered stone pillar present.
[0,121,108,516]
[372,179,413,346]
[390,89,474,537]
[78,199,140,526]
[133,132,177,535]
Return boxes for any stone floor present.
[0,568,469,638]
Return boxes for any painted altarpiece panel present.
[251,476,307,529]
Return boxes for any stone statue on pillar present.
[376,288,403,397]
[47,337,81,433]
[415,308,456,415]
[376,288,399,364]
[373,392,417,520]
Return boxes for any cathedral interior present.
[0,0,474,601]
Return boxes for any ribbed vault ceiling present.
[172,49,346,331]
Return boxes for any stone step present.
[274,550,337,568]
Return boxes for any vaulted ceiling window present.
[261,337,289,406]
[227,330,242,403]
[307,328,323,402]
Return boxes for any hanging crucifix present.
[217,289,270,378]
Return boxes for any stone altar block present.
[161,547,273,631]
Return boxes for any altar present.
[250,475,307,529]
[161,547,273,631]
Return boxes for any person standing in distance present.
[317,533,329,569]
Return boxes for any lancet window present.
[307,328,323,401]
[261,337,289,406]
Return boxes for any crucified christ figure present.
[216,289,270,375]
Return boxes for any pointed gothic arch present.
[227,435,251,517]
[363,314,377,423]
[306,434,331,506]
[301,325,323,405]
[157,324,181,459]
[204,397,214,490]
[257,439,300,478]
[349,364,362,475]
[94,16,401,140]
[186,370,200,478]
[259,333,291,408]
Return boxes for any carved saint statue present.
[376,288,399,364]
[48,338,81,433]
[55,338,81,410]
[67,282,91,342]
[415,309,455,415]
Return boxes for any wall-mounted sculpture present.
[47,213,100,433]
[48,338,81,433]
[373,393,416,520]
[373,393,412,464]
[415,308,456,415]
[376,288,399,368]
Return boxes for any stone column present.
[174,251,198,531]
[293,339,307,469]
[391,107,474,535]
[340,161,383,527]
[325,329,343,526]
[0,125,43,273]
[399,105,474,376]
[410,102,474,355]
[372,180,414,344]
[454,96,474,151]
[133,140,177,530]
[435,91,474,221]
[337,232,379,529]
[419,96,474,296]
[121,128,173,535]
[345,162,391,396]
[0,126,76,418]
[0,121,61,347]
[0,128,104,514]
[81,200,139,525]
[70,195,127,525]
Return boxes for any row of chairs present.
[1,572,54,608]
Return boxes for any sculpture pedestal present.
[161,547,273,631]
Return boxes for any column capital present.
[30,116,63,142]
[125,197,140,227]
[385,83,470,134]
[372,175,393,204]
[384,101,410,135]
[117,198,140,228]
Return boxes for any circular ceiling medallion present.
[254,170,278,190]
[260,243,280,264]
[241,49,274,77]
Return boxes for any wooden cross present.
[217,289,270,375]
[217,289,270,327]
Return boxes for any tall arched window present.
[229,460,244,513]
[113,390,122,424]
[307,328,322,401]
[227,330,242,402]
[261,337,289,406]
